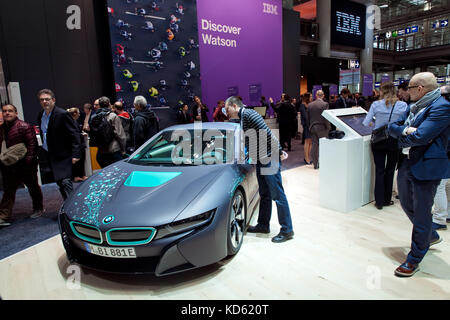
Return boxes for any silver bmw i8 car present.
[59,122,260,276]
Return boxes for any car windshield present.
[127,128,235,166]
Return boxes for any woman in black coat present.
[299,92,312,164]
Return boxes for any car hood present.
[63,161,224,229]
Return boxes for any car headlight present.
[154,209,215,240]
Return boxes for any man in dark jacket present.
[307,90,331,169]
[0,104,44,226]
[276,94,297,151]
[37,89,80,200]
[335,88,350,108]
[133,96,159,149]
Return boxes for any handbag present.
[370,102,396,144]
[0,141,27,166]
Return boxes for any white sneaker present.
[0,218,11,227]
[30,209,45,219]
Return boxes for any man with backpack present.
[89,96,126,168]
[133,96,159,149]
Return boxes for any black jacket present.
[335,96,348,109]
[37,106,81,180]
[133,109,159,149]
[177,110,192,124]
[191,104,209,122]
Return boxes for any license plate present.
[84,243,137,259]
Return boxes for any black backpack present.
[89,110,115,147]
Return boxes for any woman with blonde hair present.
[363,82,408,210]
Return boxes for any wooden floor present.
[1,165,449,300]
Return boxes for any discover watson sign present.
[200,19,243,48]
[196,0,282,123]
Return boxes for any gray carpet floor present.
[0,138,306,260]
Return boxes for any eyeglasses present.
[39,98,52,102]
[407,85,420,90]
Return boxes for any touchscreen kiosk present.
[254,106,267,118]
[337,114,372,137]
[319,107,375,213]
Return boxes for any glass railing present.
[378,0,450,23]
[373,31,450,51]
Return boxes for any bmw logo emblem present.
[103,215,114,224]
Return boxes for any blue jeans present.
[397,159,440,264]
[256,161,293,234]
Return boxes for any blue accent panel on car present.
[124,171,182,188]
[69,165,130,228]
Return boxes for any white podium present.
[319,107,375,213]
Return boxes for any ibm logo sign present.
[263,3,278,15]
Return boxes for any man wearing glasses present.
[37,89,81,200]
[389,72,450,277]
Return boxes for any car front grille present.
[69,221,103,244]
[106,228,157,246]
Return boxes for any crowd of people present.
[0,73,448,279]
[0,90,160,227]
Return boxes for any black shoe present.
[271,231,294,243]
[247,225,270,234]
[375,204,383,210]
[304,158,311,165]
[383,200,394,206]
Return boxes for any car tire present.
[227,189,246,256]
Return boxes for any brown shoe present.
[394,261,419,277]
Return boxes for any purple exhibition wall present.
[196,0,283,119]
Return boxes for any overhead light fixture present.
[379,4,388,8]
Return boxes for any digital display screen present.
[331,0,366,49]
[337,113,372,136]
[253,106,267,118]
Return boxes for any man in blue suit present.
[389,72,450,277]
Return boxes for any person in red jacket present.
[0,104,44,226]
[213,100,228,122]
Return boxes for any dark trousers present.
[57,178,73,200]
[96,151,123,169]
[40,149,74,200]
[72,149,86,178]
[397,159,440,264]
[310,126,328,169]
[279,128,292,151]
[256,161,293,234]
[0,164,43,219]
[371,138,399,206]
